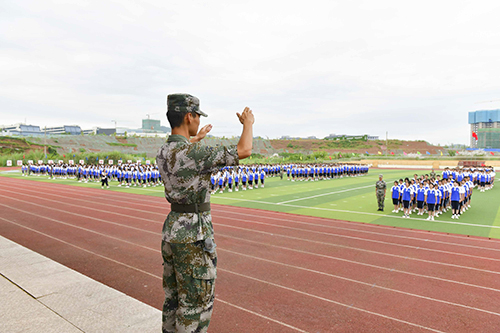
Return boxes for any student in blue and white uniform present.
[391,181,401,213]
[450,180,463,219]
[415,182,427,216]
[248,170,254,189]
[401,180,413,218]
[425,183,438,221]
[259,169,266,188]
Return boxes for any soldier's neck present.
[171,126,190,140]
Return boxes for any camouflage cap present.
[166,93,208,117]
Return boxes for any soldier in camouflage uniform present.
[157,93,254,333]
[430,168,436,179]
[376,174,387,211]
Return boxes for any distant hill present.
[270,138,445,155]
[1,135,445,158]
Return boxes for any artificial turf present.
[2,168,499,239]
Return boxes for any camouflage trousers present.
[161,240,217,333]
[377,192,385,209]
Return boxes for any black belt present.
[170,202,211,214]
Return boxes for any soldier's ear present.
[184,112,192,124]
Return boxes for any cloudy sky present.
[2,0,500,145]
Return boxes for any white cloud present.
[1,0,500,145]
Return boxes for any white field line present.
[2,189,499,265]
[2,189,499,291]
[5,177,499,244]
[215,232,500,293]
[213,195,500,230]
[0,216,308,333]
[210,207,500,253]
[4,183,500,254]
[276,185,374,204]
[0,215,475,331]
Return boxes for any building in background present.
[1,124,42,136]
[468,110,500,148]
[43,125,82,135]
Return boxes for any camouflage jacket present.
[156,135,239,243]
[375,180,386,193]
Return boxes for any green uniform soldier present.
[430,169,436,179]
[376,174,386,211]
[157,93,254,333]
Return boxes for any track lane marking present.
[218,248,500,317]
[218,268,445,333]
[0,218,450,332]
[1,192,500,277]
[213,222,500,276]
[1,207,499,319]
[3,190,499,293]
[215,232,500,293]
[4,186,500,262]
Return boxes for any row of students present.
[392,174,475,220]
[284,163,369,182]
[442,167,495,191]
[211,166,266,194]
[21,162,162,189]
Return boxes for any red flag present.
[391,152,394,155]
[472,132,478,140]
[63,154,66,158]
[329,156,332,160]
[491,152,495,156]
[23,154,25,159]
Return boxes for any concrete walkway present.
[0,236,161,333]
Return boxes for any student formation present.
[22,161,369,195]
[210,163,369,194]
[391,167,495,220]
[21,162,161,189]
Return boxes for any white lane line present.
[4,189,499,288]
[219,268,444,333]
[0,187,500,274]
[0,216,307,333]
[277,185,373,204]
[218,248,500,317]
[213,195,500,229]
[0,217,450,332]
[0,189,160,224]
[216,299,308,332]
[215,232,500,293]
[5,184,500,256]
[0,216,159,278]
[1,202,499,321]
[213,222,500,276]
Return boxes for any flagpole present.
[385,131,388,157]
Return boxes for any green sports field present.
[2,169,499,239]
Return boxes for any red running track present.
[1,176,500,332]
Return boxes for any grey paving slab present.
[0,275,82,333]
[0,236,161,333]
